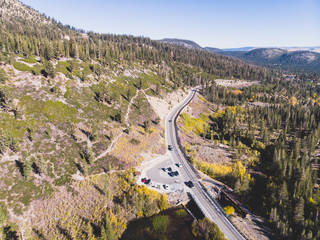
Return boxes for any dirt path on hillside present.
[95,89,141,161]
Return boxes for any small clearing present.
[215,79,260,89]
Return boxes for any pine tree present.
[0,69,8,84]
[87,222,95,240]
[87,148,94,164]
[45,61,55,78]
[24,160,33,180]
[101,214,114,240]
[144,120,150,132]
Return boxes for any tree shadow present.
[93,184,105,195]
[74,161,83,173]
[80,216,102,237]
[3,226,18,240]
[32,228,46,240]
[15,160,24,176]
[121,94,129,102]
[57,225,72,240]
[32,162,41,175]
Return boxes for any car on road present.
[169,120,172,122]
[176,163,182,167]
[185,181,194,188]
[163,184,169,189]
[168,145,173,151]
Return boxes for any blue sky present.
[20,0,319,48]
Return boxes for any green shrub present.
[30,64,44,75]
[130,138,140,145]
[175,209,187,217]
[13,62,30,72]
[0,68,8,84]
[152,215,170,233]
[192,218,226,240]
[43,100,78,123]
[56,61,70,75]
[0,205,7,225]
[23,57,37,64]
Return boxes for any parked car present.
[176,163,182,167]
[145,179,151,184]
[168,172,175,177]
[163,184,169,189]
[141,178,147,183]
[174,171,179,176]
[167,167,172,172]
[168,145,173,151]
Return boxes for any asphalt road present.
[165,87,245,240]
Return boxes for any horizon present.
[19,0,320,49]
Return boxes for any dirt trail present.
[95,89,141,161]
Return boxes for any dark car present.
[174,171,179,176]
[145,179,151,184]
[186,181,194,188]
[168,145,173,151]
[168,172,175,177]
[141,178,147,183]
[169,120,172,122]
[167,167,172,172]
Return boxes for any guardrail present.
[198,182,250,240]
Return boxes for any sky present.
[19,0,320,49]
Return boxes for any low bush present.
[175,209,187,217]
[23,57,37,64]
[152,215,170,233]
[192,218,226,240]
[13,62,30,72]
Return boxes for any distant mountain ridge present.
[159,38,202,50]
[158,38,320,73]
[222,47,255,52]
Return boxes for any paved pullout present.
[165,87,246,240]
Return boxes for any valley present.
[0,0,319,239]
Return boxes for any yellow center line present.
[169,88,241,240]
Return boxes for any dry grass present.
[30,170,169,239]
[111,126,161,166]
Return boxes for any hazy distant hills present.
[159,38,320,73]
[222,48,320,73]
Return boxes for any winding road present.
[165,87,245,240]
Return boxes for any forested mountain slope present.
[0,0,279,239]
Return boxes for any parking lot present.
[137,155,185,193]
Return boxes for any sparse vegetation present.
[192,218,226,240]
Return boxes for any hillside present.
[0,0,277,239]
[159,37,320,74]
[159,38,203,50]
[222,48,320,73]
